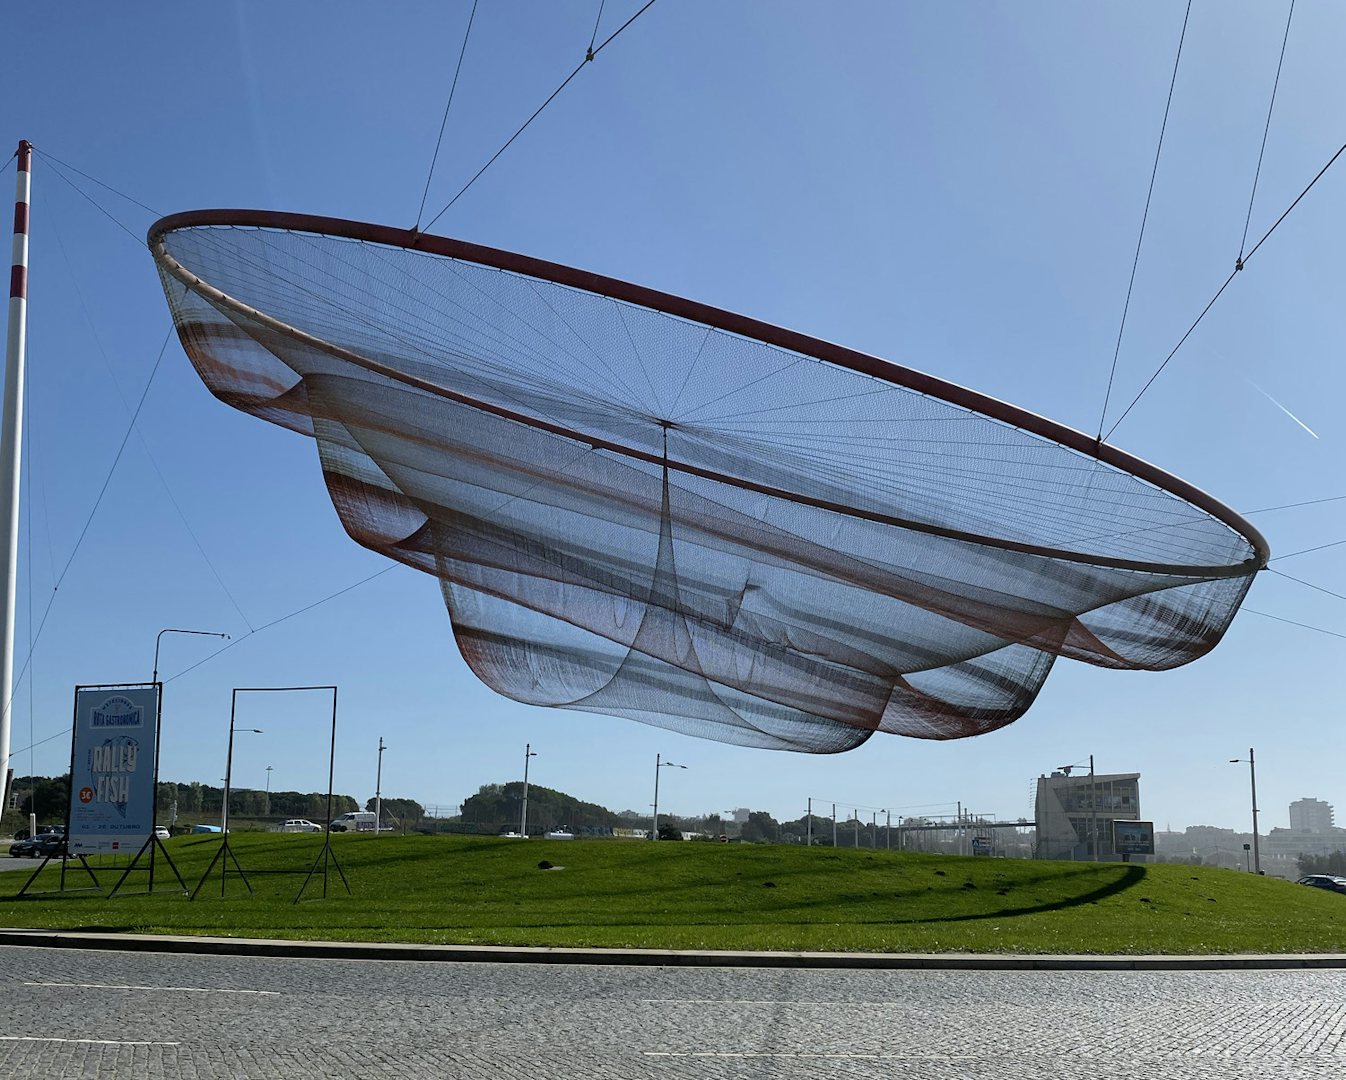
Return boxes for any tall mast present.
[0,140,32,804]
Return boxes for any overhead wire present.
[40,156,148,247]
[1243,608,1346,642]
[588,0,609,55]
[1102,140,1346,441]
[422,0,660,231]
[1096,0,1192,440]
[1239,0,1296,261]
[31,146,163,218]
[163,563,401,684]
[1266,567,1346,603]
[0,327,174,733]
[1269,537,1346,562]
[44,186,257,631]
[414,0,480,231]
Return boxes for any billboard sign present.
[68,685,159,854]
[1112,819,1154,857]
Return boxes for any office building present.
[1288,798,1334,834]
[1034,769,1141,861]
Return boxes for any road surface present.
[0,945,1341,1078]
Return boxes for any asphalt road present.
[0,945,1342,1078]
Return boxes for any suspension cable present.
[1096,1,1192,440]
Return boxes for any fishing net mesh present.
[152,221,1261,752]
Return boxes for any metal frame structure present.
[191,685,350,903]
[148,210,1268,578]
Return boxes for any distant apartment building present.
[1034,770,1141,861]
[1288,798,1334,834]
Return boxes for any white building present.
[1034,770,1141,861]
[1288,798,1334,834]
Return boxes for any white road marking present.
[0,1037,180,1047]
[645,1052,885,1059]
[23,980,279,996]
[639,999,859,1006]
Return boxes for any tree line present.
[4,774,359,828]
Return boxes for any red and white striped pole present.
[0,140,32,809]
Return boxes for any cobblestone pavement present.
[0,946,1342,1078]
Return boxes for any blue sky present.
[1,1,1343,831]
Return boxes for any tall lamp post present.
[152,627,229,684]
[221,724,263,835]
[1229,749,1261,874]
[651,754,686,839]
[520,743,537,837]
[375,738,387,835]
[265,765,273,818]
[1059,756,1098,861]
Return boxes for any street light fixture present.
[152,627,229,684]
[520,743,537,837]
[1229,748,1261,874]
[651,754,686,839]
[1059,755,1098,861]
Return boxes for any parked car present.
[1297,875,1346,894]
[13,824,64,842]
[328,811,376,833]
[154,826,171,841]
[10,833,68,860]
[280,819,323,833]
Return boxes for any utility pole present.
[520,743,536,837]
[265,765,273,818]
[1089,754,1098,862]
[1230,749,1260,873]
[375,738,386,835]
[0,141,32,805]
[806,797,812,847]
[885,809,891,850]
[832,803,837,847]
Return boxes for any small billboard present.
[68,685,160,855]
[1112,819,1154,856]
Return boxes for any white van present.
[328,811,377,833]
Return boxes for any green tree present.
[741,811,779,844]
[366,797,425,827]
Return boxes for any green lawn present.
[2,833,1343,954]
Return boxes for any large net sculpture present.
[149,211,1267,753]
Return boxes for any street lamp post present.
[1059,755,1098,861]
[265,765,273,818]
[152,627,229,684]
[520,743,537,837]
[221,723,263,836]
[651,754,686,839]
[375,738,387,835]
[1229,749,1261,874]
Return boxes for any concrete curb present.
[0,929,1343,970]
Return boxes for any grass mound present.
[3,834,1343,954]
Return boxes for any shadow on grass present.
[891,865,1145,925]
